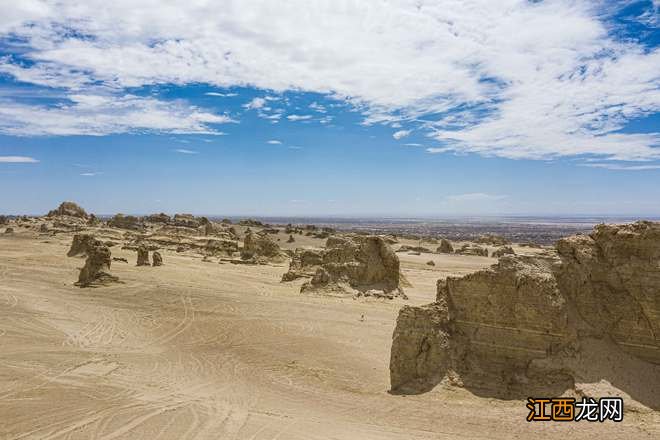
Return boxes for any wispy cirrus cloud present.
[205,92,238,97]
[173,148,199,154]
[581,163,660,171]
[392,130,411,140]
[266,140,282,145]
[0,156,39,163]
[0,93,234,136]
[286,114,312,121]
[0,1,657,162]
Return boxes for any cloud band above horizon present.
[0,0,658,162]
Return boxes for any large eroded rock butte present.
[288,235,406,298]
[390,221,660,407]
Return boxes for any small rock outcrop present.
[4,227,14,234]
[136,246,150,266]
[241,231,286,263]
[281,248,325,281]
[47,201,88,219]
[152,251,163,266]
[205,239,238,257]
[172,213,209,228]
[67,234,100,257]
[475,234,510,246]
[145,213,171,223]
[239,219,264,227]
[108,214,144,231]
[76,243,119,287]
[491,246,515,258]
[437,239,453,254]
[455,244,489,257]
[396,245,432,253]
[287,235,295,243]
[299,235,406,298]
[390,222,660,407]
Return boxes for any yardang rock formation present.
[390,222,660,408]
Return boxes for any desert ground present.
[0,217,658,439]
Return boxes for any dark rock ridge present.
[390,222,660,407]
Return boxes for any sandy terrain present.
[1,229,658,439]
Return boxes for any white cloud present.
[205,92,238,97]
[581,163,660,171]
[404,143,422,147]
[173,148,199,154]
[393,130,411,140]
[244,97,266,110]
[426,147,453,154]
[80,171,101,176]
[446,193,507,202]
[286,114,312,121]
[0,1,658,160]
[309,102,326,113]
[0,156,39,163]
[267,140,282,145]
[0,94,234,136]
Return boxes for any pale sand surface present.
[1,230,658,439]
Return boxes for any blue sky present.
[0,0,659,216]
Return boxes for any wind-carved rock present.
[241,230,286,263]
[75,243,119,287]
[136,246,150,266]
[67,234,100,257]
[475,234,510,246]
[294,235,406,299]
[47,201,89,219]
[437,239,453,254]
[455,244,488,257]
[108,214,144,231]
[491,246,515,258]
[281,248,325,281]
[152,251,163,266]
[390,222,660,408]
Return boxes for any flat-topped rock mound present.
[285,235,406,299]
[390,221,660,408]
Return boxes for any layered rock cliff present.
[390,222,660,405]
